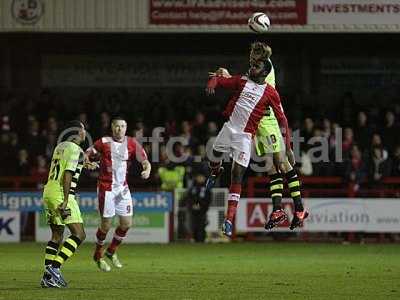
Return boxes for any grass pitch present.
[0,242,399,300]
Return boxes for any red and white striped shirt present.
[207,75,290,146]
[87,136,148,189]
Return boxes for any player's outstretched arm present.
[141,160,151,179]
[205,74,240,95]
[83,153,99,170]
[208,67,232,78]
[85,139,102,162]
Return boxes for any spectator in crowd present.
[368,105,380,130]
[370,134,388,160]
[1,115,11,131]
[322,118,331,138]
[301,118,314,149]
[31,155,48,178]
[192,112,207,145]
[132,120,146,139]
[353,111,371,151]
[24,118,46,158]
[206,121,218,140]
[0,131,14,175]
[31,155,48,189]
[345,144,367,186]
[180,120,197,148]
[368,146,392,186]
[42,117,58,137]
[310,127,334,176]
[2,89,400,190]
[15,149,31,176]
[44,134,57,161]
[98,112,110,137]
[381,111,399,155]
[78,113,90,131]
[158,159,186,191]
[342,127,354,155]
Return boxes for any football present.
[248,12,270,33]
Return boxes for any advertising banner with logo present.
[0,191,173,243]
[150,0,307,25]
[236,198,400,233]
[308,0,400,25]
[0,211,20,242]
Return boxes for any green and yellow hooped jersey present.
[45,141,84,197]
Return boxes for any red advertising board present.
[150,0,307,25]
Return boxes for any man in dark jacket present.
[185,172,211,243]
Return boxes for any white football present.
[248,12,270,33]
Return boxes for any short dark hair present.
[58,120,84,142]
[111,115,126,124]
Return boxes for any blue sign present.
[0,191,173,212]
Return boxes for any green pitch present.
[0,243,399,300]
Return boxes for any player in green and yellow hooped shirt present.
[40,120,97,288]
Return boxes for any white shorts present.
[213,122,252,167]
[98,184,133,218]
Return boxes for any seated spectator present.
[180,120,198,148]
[345,145,367,186]
[368,146,392,186]
[15,149,31,176]
[353,111,371,151]
[370,133,388,160]
[309,128,334,176]
[342,127,354,155]
[206,121,218,140]
[30,155,48,178]
[322,118,331,138]
[31,155,48,189]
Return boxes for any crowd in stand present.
[1,89,400,190]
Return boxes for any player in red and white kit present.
[86,116,151,271]
[205,41,291,237]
